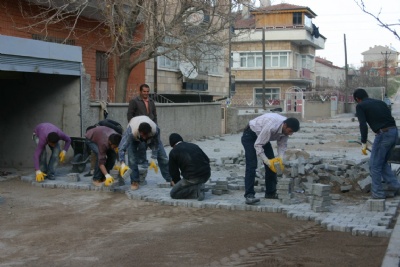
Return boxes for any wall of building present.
[83,102,223,145]
[315,62,345,89]
[0,0,144,103]
[144,56,229,99]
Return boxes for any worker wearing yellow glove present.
[118,116,173,191]
[85,126,122,187]
[35,170,47,182]
[32,123,72,181]
[241,114,300,205]
[361,143,368,155]
[149,160,159,174]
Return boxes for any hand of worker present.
[273,157,285,172]
[361,143,368,155]
[59,150,66,163]
[114,147,119,153]
[35,170,47,182]
[104,174,114,186]
[149,160,159,174]
[119,163,130,177]
[264,157,284,173]
[113,163,120,171]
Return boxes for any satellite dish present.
[179,61,198,79]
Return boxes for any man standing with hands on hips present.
[353,88,400,199]
[242,113,300,205]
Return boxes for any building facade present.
[230,3,325,108]
[361,45,399,77]
[315,57,345,90]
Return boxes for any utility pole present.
[381,51,391,95]
[344,34,349,113]
[262,27,266,110]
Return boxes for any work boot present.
[92,179,103,187]
[131,182,139,191]
[265,193,279,199]
[245,195,260,205]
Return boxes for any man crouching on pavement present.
[169,133,210,201]
[85,126,122,187]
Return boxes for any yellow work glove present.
[59,150,66,163]
[35,170,47,182]
[263,157,284,173]
[113,161,121,171]
[361,143,368,155]
[119,163,130,177]
[149,160,159,174]
[104,174,114,186]
[114,147,119,153]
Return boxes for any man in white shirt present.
[242,113,300,205]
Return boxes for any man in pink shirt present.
[242,113,300,205]
[33,123,71,182]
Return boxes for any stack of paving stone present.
[210,179,230,195]
[310,183,331,212]
[277,178,294,204]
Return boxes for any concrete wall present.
[303,101,331,120]
[83,102,222,145]
[0,73,81,168]
[225,108,303,134]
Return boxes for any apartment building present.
[230,3,326,108]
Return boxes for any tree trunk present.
[114,59,131,103]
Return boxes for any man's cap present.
[169,133,183,147]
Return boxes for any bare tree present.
[17,0,240,102]
[354,0,400,42]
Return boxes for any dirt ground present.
[0,179,388,267]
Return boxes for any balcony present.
[233,27,325,49]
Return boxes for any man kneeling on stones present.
[169,133,210,201]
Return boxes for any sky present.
[257,0,400,68]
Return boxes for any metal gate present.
[285,86,304,118]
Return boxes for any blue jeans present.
[86,140,117,181]
[170,176,209,199]
[370,127,400,198]
[34,135,60,177]
[241,127,277,198]
[137,141,148,165]
[127,135,171,183]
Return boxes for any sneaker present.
[46,175,55,180]
[245,195,260,205]
[265,194,279,199]
[131,182,139,191]
[197,184,205,201]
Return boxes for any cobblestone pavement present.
[2,112,400,266]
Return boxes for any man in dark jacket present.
[126,83,157,168]
[168,133,210,201]
[354,88,400,199]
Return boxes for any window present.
[293,12,302,25]
[301,55,314,70]
[96,52,108,80]
[254,88,281,105]
[158,47,179,70]
[239,52,289,68]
